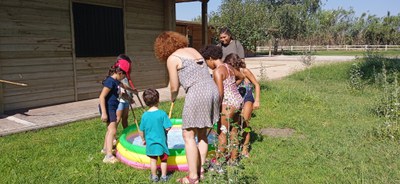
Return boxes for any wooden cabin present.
[176,20,216,51]
[0,0,210,113]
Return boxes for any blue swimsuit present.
[238,75,255,104]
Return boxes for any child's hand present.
[101,114,108,122]
[121,93,131,101]
[131,88,139,95]
[142,140,146,145]
[253,101,260,109]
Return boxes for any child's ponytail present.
[102,63,125,85]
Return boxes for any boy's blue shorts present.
[117,102,129,111]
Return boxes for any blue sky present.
[176,0,400,21]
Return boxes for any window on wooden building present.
[73,3,124,57]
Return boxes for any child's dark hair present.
[219,27,234,39]
[117,54,132,63]
[102,64,126,85]
[224,53,245,69]
[200,45,223,60]
[143,89,159,107]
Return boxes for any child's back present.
[140,109,171,155]
[139,89,172,182]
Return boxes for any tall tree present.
[210,0,271,52]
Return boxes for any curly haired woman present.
[154,31,220,184]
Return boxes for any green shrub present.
[358,51,400,83]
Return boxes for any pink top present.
[219,64,243,109]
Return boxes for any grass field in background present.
[257,50,400,57]
[313,50,400,56]
[1,62,399,183]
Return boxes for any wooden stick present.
[129,103,144,141]
[135,93,145,109]
[0,80,28,86]
[168,102,174,119]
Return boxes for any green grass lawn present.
[313,50,400,56]
[1,62,399,183]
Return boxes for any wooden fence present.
[256,45,400,52]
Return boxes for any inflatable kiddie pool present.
[116,118,217,171]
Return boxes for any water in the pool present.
[129,127,217,149]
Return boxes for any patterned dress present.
[219,64,243,109]
[174,55,220,129]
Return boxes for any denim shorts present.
[117,102,129,111]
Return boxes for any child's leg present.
[105,122,117,156]
[160,161,167,177]
[229,111,240,161]
[116,103,124,124]
[102,129,110,152]
[241,101,253,156]
[159,153,168,177]
[217,104,235,160]
[150,157,158,177]
[121,106,129,129]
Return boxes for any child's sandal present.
[177,175,198,184]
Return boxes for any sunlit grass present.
[1,62,399,183]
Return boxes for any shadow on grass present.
[260,82,272,91]
[359,54,400,82]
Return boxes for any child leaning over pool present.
[139,89,172,182]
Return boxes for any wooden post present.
[69,0,78,101]
[123,0,127,53]
[269,45,271,57]
[290,46,293,51]
[0,83,3,114]
[164,0,175,31]
[385,45,388,51]
[346,45,348,51]
[0,57,3,113]
[201,0,209,46]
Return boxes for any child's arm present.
[139,131,146,145]
[243,68,261,109]
[213,69,224,103]
[99,87,111,122]
[120,82,138,95]
[233,68,245,85]
[167,56,180,102]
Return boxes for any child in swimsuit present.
[200,45,244,164]
[225,54,261,158]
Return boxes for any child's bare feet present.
[241,150,250,158]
